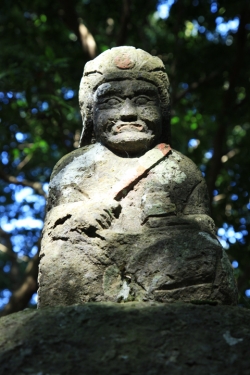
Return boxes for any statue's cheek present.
[95,109,120,124]
[94,110,120,137]
[138,106,162,124]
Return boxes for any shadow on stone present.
[1,302,250,375]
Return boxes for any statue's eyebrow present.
[132,86,158,96]
[96,86,121,97]
[95,83,159,99]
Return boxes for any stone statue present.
[38,47,237,307]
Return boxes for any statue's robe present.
[38,143,237,307]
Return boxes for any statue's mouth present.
[110,121,148,134]
[115,123,144,133]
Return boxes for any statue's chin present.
[103,133,155,154]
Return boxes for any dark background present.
[0,0,250,315]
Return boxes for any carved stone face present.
[93,80,162,154]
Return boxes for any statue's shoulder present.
[169,149,203,177]
[50,144,95,181]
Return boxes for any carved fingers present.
[89,200,121,230]
[44,200,121,238]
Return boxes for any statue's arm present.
[43,146,121,239]
[181,166,216,236]
[42,199,121,243]
[169,151,216,236]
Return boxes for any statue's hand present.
[75,199,121,231]
[45,200,121,238]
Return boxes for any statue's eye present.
[105,98,121,105]
[134,96,149,105]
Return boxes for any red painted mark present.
[155,143,172,156]
[112,143,171,200]
[114,53,135,69]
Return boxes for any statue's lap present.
[39,224,237,307]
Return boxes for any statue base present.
[1,302,249,374]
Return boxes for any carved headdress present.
[79,46,171,146]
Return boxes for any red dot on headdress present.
[114,53,135,69]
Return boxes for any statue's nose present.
[120,98,137,122]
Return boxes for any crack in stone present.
[53,214,72,228]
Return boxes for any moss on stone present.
[1,302,250,375]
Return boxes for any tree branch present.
[116,0,131,46]
[0,228,15,259]
[171,71,218,105]
[78,23,96,59]
[0,167,46,198]
[58,0,96,59]
[207,5,249,203]
[0,227,21,290]
[0,253,39,316]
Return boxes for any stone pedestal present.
[1,303,249,375]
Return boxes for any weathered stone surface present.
[38,144,237,307]
[1,303,250,375]
[78,46,170,147]
[38,47,237,307]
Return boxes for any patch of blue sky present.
[0,289,12,309]
[62,88,75,100]
[204,150,213,159]
[231,194,238,201]
[22,204,31,213]
[199,26,206,33]
[30,293,38,305]
[1,91,25,103]
[40,101,49,111]
[218,225,246,248]
[210,2,218,13]
[0,96,9,104]
[227,228,236,238]
[218,238,229,249]
[3,263,11,273]
[16,92,25,100]
[0,185,45,236]
[240,218,246,225]
[215,17,239,36]
[245,289,250,298]
[30,246,38,256]
[157,0,175,20]
[2,218,43,233]
[232,260,238,269]
[1,151,9,165]
[15,132,28,142]
[15,187,34,202]
[43,183,49,194]
[188,138,199,148]
[186,15,240,42]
